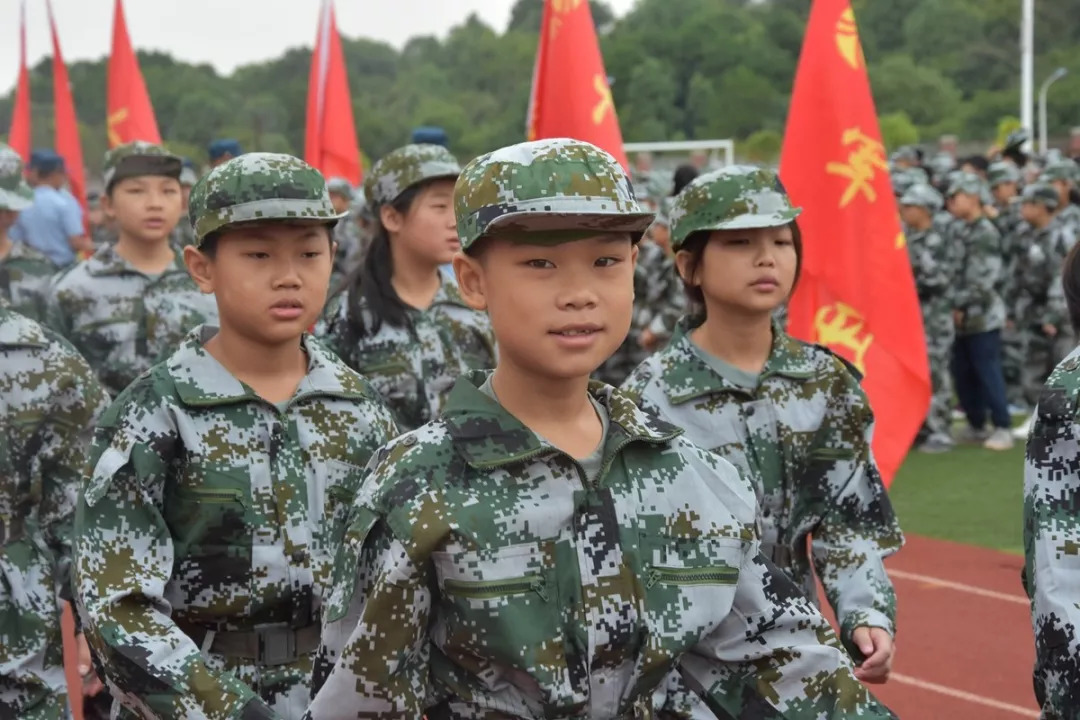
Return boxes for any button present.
[402,435,417,447]
[291,550,309,563]
[746,406,756,416]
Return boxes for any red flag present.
[780,0,929,486]
[48,0,88,222]
[305,0,362,186]
[107,0,160,147]
[8,0,31,161]
[528,0,628,170]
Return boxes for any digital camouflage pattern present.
[1023,345,1080,719]
[622,323,904,653]
[188,153,347,245]
[306,373,896,719]
[73,326,398,720]
[102,141,182,191]
[0,241,57,323]
[330,217,363,293]
[947,212,1006,335]
[0,144,33,211]
[316,273,496,431]
[668,165,801,251]
[45,244,218,397]
[454,139,654,250]
[0,302,108,719]
[363,144,460,208]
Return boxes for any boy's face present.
[105,175,183,244]
[948,192,979,218]
[454,233,637,382]
[184,223,334,347]
[899,204,930,227]
[992,182,1017,203]
[329,192,350,215]
[1021,201,1049,226]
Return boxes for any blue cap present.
[29,149,65,174]
[208,139,242,161]
[411,126,448,148]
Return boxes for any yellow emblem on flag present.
[895,232,906,249]
[835,8,865,71]
[552,0,584,12]
[825,127,888,208]
[814,302,874,374]
[107,108,129,147]
[592,74,614,125]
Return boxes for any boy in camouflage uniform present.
[73,153,398,720]
[168,159,198,251]
[326,177,362,291]
[900,183,955,452]
[0,145,57,322]
[1,298,109,719]
[946,173,1013,450]
[1042,159,1080,239]
[306,139,895,719]
[45,142,219,397]
[1023,240,1080,720]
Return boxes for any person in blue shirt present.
[11,149,90,267]
[207,139,242,169]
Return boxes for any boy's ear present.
[183,246,215,294]
[452,251,487,312]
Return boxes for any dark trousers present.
[951,329,1011,430]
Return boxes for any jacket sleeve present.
[953,222,1003,312]
[809,366,904,651]
[73,399,273,720]
[678,544,897,719]
[1023,384,1080,718]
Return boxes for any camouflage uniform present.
[1013,185,1078,408]
[45,143,218,397]
[306,139,895,719]
[622,166,903,656]
[900,183,955,447]
[317,145,495,431]
[1023,346,1080,718]
[73,154,398,720]
[1042,160,1080,240]
[1,300,109,719]
[326,178,362,291]
[0,146,57,323]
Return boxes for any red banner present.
[8,0,31,161]
[305,0,362,185]
[107,0,161,147]
[48,0,88,222]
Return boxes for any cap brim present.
[484,211,656,237]
[0,187,33,211]
[701,209,802,232]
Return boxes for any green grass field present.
[889,443,1026,555]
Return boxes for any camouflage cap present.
[454,138,654,251]
[892,146,919,163]
[946,172,986,198]
[0,144,33,211]
[891,168,925,197]
[365,144,461,207]
[1041,159,1080,184]
[928,152,956,179]
[1004,129,1030,153]
[187,152,347,245]
[987,161,1022,187]
[327,176,355,199]
[1021,182,1060,210]
[667,165,801,250]
[899,183,944,212]
[103,141,182,191]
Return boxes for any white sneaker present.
[1012,414,1035,440]
[984,428,1015,451]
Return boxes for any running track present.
[61,533,1039,719]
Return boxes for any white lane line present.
[891,673,1040,718]
[889,568,1029,606]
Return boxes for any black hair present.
[672,165,700,196]
[677,222,803,320]
[340,182,427,337]
[962,155,989,173]
[1064,241,1080,333]
[197,224,334,259]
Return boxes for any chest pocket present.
[166,461,252,557]
[432,541,567,693]
[358,350,421,429]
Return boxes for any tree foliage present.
[3,0,1079,173]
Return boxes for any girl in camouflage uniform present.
[306,140,895,719]
[318,144,495,431]
[622,166,904,685]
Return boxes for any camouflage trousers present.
[1020,326,1077,408]
[0,541,71,720]
[921,307,955,442]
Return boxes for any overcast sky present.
[0,0,636,95]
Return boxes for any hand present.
[75,633,105,697]
[639,328,659,351]
[953,309,964,327]
[852,626,894,684]
[72,235,94,253]
[1043,323,1058,337]
[983,204,999,219]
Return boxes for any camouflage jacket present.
[621,322,903,650]
[170,217,197,251]
[316,275,496,431]
[950,215,1006,335]
[45,243,218,397]
[1012,220,1077,331]
[0,241,57,323]
[1056,203,1080,241]
[993,200,1025,248]
[905,226,953,309]
[1023,345,1080,719]
[1,304,108,718]
[330,218,363,293]
[305,373,896,720]
[73,326,398,720]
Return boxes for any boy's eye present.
[246,252,270,260]
[595,256,621,267]
[775,238,793,246]
[525,259,555,269]
[302,251,323,258]
[725,238,750,245]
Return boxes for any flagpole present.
[1020,0,1034,153]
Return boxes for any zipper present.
[646,565,739,589]
[596,432,679,488]
[443,575,548,602]
[178,487,244,504]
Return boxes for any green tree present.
[879,112,920,150]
